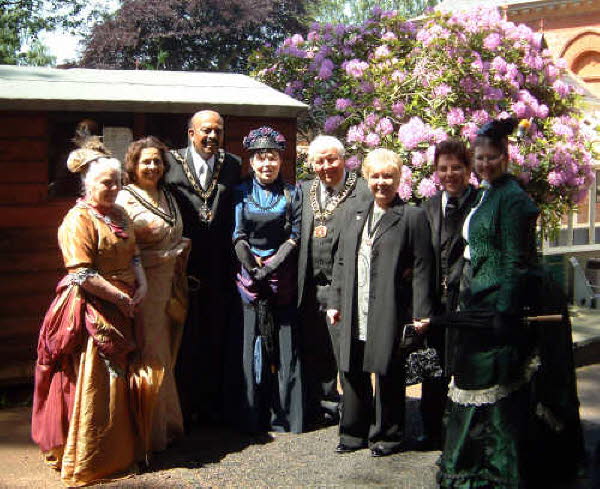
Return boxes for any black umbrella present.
[255,298,279,379]
[428,310,562,330]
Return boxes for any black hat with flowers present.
[243,126,286,152]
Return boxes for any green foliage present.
[308,0,439,24]
[0,0,97,65]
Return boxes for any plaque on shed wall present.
[103,127,133,162]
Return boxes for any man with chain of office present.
[166,110,241,428]
[297,135,370,428]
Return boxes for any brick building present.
[437,0,600,98]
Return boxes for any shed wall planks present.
[0,109,299,383]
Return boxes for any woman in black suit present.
[327,148,433,457]
[418,139,479,449]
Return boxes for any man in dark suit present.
[420,139,478,450]
[298,135,369,428]
[166,110,241,427]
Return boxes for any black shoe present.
[307,411,339,430]
[322,411,340,426]
[370,444,402,457]
[414,435,442,451]
[335,442,363,454]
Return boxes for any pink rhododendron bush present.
[250,7,595,235]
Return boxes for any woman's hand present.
[116,291,135,318]
[132,280,147,307]
[78,273,137,318]
[174,238,192,276]
[327,309,341,325]
[234,240,261,276]
[413,318,430,333]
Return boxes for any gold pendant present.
[198,202,212,222]
[313,225,328,238]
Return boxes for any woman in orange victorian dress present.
[31,139,147,486]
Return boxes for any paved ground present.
[2,306,600,488]
[2,371,599,489]
[0,389,458,489]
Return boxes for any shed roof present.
[0,65,307,117]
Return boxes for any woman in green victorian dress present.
[429,119,541,488]
[424,118,585,488]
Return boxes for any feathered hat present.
[476,118,518,140]
[242,126,286,152]
[67,136,112,173]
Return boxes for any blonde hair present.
[362,148,402,177]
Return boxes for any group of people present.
[31,109,583,488]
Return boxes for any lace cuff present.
[68,268,99,286]
[448,354,540,406]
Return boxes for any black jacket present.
[422,185,479,313]
[329,195,434,374]
[165,147,241,283]
[296,175,370,308]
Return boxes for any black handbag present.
[400,323,443,385]
[405,348,443,385]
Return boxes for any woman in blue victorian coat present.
[232,127,303,433]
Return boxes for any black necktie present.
[441,196,460,282]
[444,196,460,237]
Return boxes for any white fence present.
[542,175,600,257]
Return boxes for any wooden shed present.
[0,65,307,384]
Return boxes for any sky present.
[39,0,120,64]
[40,30,82,63]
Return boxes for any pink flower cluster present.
[397,117,430,150]
[397,117,447,150]
[343,58,369,78]
[253,5,594,232]
[335,98,353,111]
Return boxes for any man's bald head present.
[188,110,224,158]
[189,110,223,129]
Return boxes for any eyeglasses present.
[475,154,503,163]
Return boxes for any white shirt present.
[356,203,386,341]
[441,190,449,217]
[190,146,215,189]
[318,170,347,206]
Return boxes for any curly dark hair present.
[124,136,170,187]
[433,139,471,169]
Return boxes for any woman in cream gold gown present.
[32,139,147,486]
[117,136,189,451]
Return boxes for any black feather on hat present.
[476,118,518,140]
